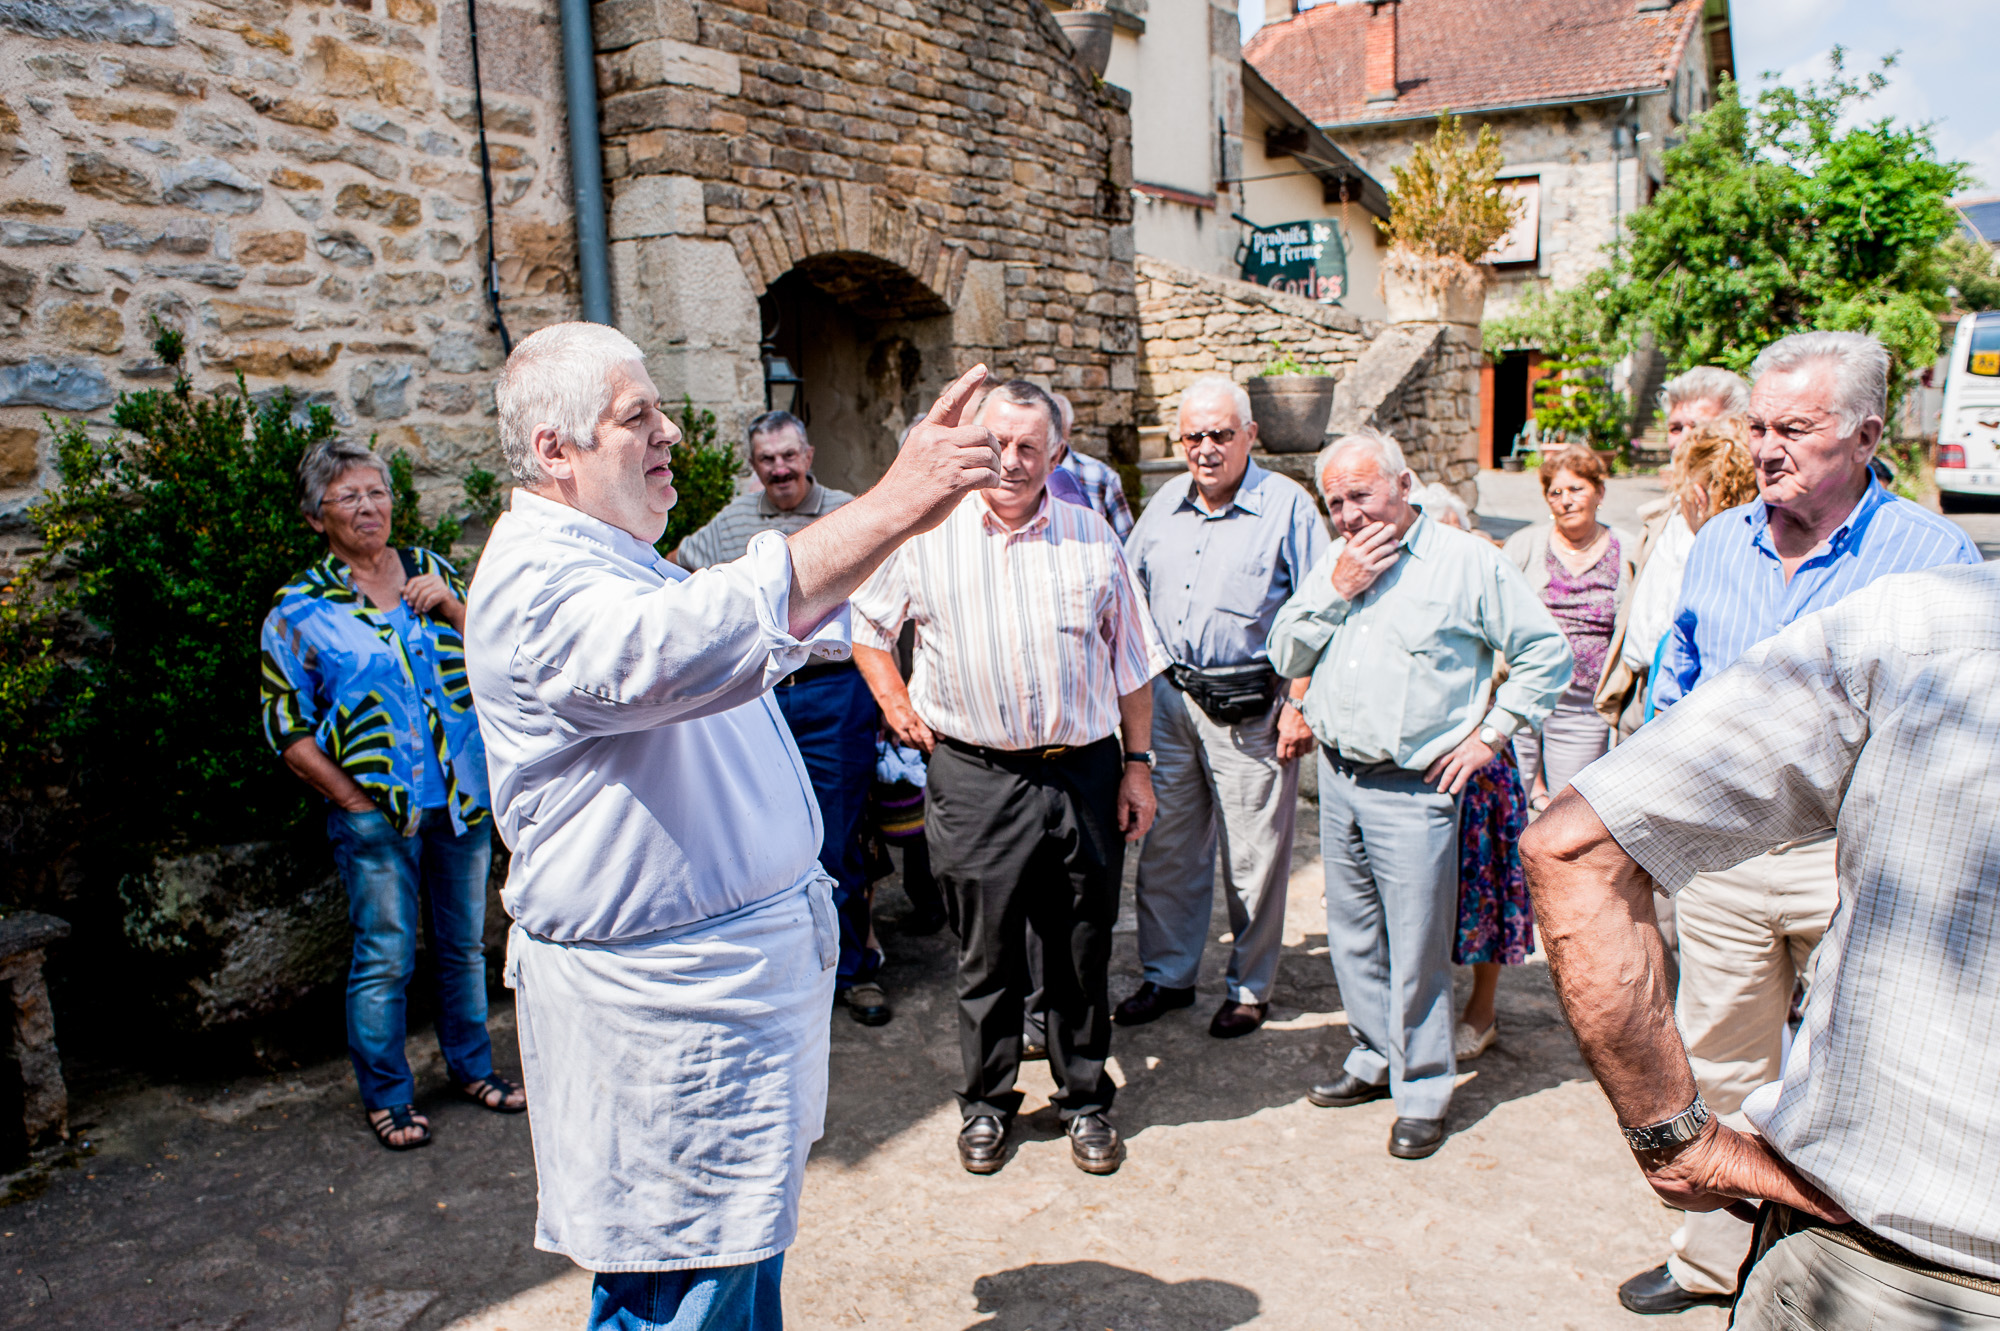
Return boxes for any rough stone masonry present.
[0,0,583,532]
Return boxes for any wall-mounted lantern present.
[762,350,802,414]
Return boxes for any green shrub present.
[658,394,740,555]
[1257,342,1329,377]
[1381,112,1519,263]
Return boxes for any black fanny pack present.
[1167,662,1282,725]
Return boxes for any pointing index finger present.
[925,364,990,430]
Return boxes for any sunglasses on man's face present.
[1181,428,1238,448]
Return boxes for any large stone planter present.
[1380,249,1489,327]
[1246,375,1338,453]
[1053,11,1115,77]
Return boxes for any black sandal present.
[367,1103,433,1151]
[460,1074,527,1114]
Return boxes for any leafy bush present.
[658,394,741,555]
[1257,342,1329,377]
[1381,112,1519,263]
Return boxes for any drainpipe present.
[557,0,612,325]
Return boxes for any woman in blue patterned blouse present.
[260,439,522,1151]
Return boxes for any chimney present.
[1365,0,1400,104]
[1264,0,1299,25]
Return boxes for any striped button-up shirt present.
[1654,478,1980,708]
[674,478,855,570]
[850,490,1169,750]
[1573,562,2000,1279]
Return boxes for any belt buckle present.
[1038,744,1070,761]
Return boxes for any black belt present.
[936,733,1115,765]
[1738,1203,2000,1304]
[1320,746,1406,780]
[775,658,858,687]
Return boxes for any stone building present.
[1248,0,1738,460]
[599,0,1136,495]
[0,0,584,524]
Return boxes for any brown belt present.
[936,734,1109,765]
[1738,1203,2000,1305]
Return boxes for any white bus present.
[1936,310,2000,512]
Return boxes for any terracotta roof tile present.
[1245,0,1703,128]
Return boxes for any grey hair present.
[1051,391,1075,439]
[1313,427,1411,499]
[1413,481,1470,529]
[297,437,392,519]
[746,409,808,452]
[976,378,1062,446]
[1660,365,1750,418]
[494,321,647,485]
[1749,331,1890,435]
[1177,374,1254,431]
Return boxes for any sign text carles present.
[1238,219,1348,304]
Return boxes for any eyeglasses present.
[1180,428,1238,447]
[1746,415,1834,444]
[324,486,390,512]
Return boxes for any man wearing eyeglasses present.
[1612,331,1982,1318]
[674,412,892,1026]
[1115,375,1327,1040]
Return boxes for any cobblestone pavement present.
[0,468,1766,1331]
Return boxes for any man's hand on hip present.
[1275,702,1316,762]
[1423,733,1496,795]
[1331,521,1402,601]
[1118,764,1156,841]
[1640,1120,1850,1227]
[878,364,1002,533]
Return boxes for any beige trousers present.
[1735,1231,2000,1330]
[1665,837,1840,1297]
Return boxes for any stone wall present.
[595,0,1137,477]
[1326,321,1483,507]
[1135,253,1374,432]
[0,0,584,535]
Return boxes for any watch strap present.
[1124,750,1154,768]
[1622,1094,1710,1153]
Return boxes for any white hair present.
[1176,374,1254,431]
[1413,481,1469,529]
[1660,365,1750,418]
[495,321,647,485]
[297,437,392,518]
[1051,391,1075,439]
[1749,330,1890,436]
[1313,428,1411,499]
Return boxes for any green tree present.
[1942,234,2000,312]
[1488,52,1970,415]
[1381,112,1519,262]
[657,395,740,555]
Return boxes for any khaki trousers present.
[1735,1231,2000,1330]
[1665,837,1839,1297]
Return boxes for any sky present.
[1238,0,1998,195]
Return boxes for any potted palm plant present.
[1244,343,1338,453]
[1378,113,1519,326]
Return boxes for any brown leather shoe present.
[1208,1000,1269,1039]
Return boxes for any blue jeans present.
[773,666,879,983]
[326,805,495,1110]
[589,1256,784,1331]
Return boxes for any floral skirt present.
[1454,750,1534,966]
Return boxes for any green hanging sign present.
[1236,216,1349,305]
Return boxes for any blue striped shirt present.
[1655,479,1981,708]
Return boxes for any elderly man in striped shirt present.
[851,379,1170,1178]
[1612,331,1983,1317]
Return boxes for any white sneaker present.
[1455,1020,1497,1061]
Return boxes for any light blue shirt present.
[1267,512,1573,771]
[1125,461,1329,669]
[1655,478,1981,709]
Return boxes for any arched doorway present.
[757,253,955,496]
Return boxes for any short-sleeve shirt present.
[675,479,854,570]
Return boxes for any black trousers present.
[926,735,1124,1121]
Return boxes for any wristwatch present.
[1282,696,1306,714]
[1477,722,1503,747]
[1124,750,1155,769]
[1622,1094,1711,1154]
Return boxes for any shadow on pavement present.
[965,1260,1259,1331]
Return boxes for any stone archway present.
[727,182,970,312]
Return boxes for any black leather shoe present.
[840,981,892,1027]
[1209,1000,1269,1039]
[1067,1112,1122,1175]
[1113,982,1196,1026]
[957,1115,1008,1175]
[1306,1071,1391,1108]
[1388,1116,1446,1159]
[1617,1264,1733,1315]
[1020,1041,1048,1062]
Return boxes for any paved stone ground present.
[2,467,1812,1331]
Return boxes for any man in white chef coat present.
[464,322,999,1330]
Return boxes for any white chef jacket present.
[463,488,850,1271]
